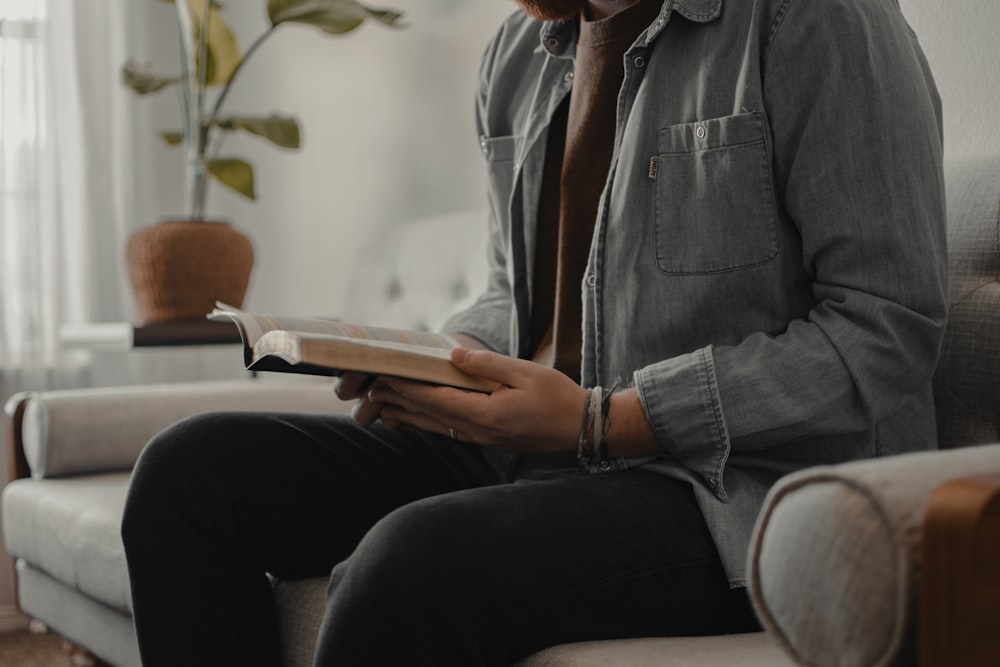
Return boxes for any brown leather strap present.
[4,393,33,614]
[920,473,1000,667]
[5,393,31,482]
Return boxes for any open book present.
[209,303,498,393]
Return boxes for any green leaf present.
[161,131,185,145]
[267,0,404,35]
[207,158,256,200]
[121,59,179,95]
[212,114,301,149]
[187,0,243,87]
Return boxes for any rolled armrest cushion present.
[748,442,1000,667]
[20,378,346,478]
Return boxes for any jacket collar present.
[670,0,723,24]
[539,0,723,55]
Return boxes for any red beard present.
[515,0,588,21]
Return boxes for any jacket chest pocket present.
[652,112,779,274]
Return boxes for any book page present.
[256,330,455,362]
[209,302,457,350]
[250,330,498,392]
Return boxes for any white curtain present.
[0,0,134,384]
[1,3,234,620]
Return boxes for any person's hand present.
[370,348,588,454]
[334,372,384,425]
[334,333,491,426]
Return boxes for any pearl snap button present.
[696,125,706,139]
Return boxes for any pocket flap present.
[480,135,520,162]
[658,111,765,154]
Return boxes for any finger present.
[450,348,534,387]
[374,381,485,443]
[335,372,376,400]
[379,405,454,438]
[374,382,484,441]
[351,397,384,426]
[374,380,483,427]
[371,380,438,416]
[349,379,389,426]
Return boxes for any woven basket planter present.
[126,220,254,324]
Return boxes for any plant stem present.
[195,0,210,133]
[191,0,212,220]
[174,0,209,220]
[210,25,277,118]
[176,22,191,148]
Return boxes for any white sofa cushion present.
[2,473,133,614]
[749,443,1000,667]
[343,210,488,331]
[516,633,792,666]
[272,576,327,667]
[271,572,793,667]
[15,560,141,667]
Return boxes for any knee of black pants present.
[121,412,238,547]
[326,492,491,621]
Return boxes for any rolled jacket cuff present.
[635,345,731,500]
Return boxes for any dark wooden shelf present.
[132,320,242,347]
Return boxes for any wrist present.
[605,388,660,458]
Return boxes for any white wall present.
[897,0,1000,160]
[128,0,517,319]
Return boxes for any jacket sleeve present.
[440,23,515,355]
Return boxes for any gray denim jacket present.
[444,0,948,585]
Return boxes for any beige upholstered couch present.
[4,155,1000,666]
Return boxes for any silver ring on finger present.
[448,427,457,440]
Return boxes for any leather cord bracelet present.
[578,382,621,471]
[595,380,620,470]
[576,384,612,471]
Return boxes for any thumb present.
[451,348,528,387]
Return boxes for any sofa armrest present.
[920,473,1000,667]
[749,443,1000,667]
[5,378,348,479]
[5,393,32,481]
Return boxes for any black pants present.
[121,411,759,666]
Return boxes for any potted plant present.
[123,0,403,323]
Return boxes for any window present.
[0,0,50,366]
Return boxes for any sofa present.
[3,154,1000,666]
